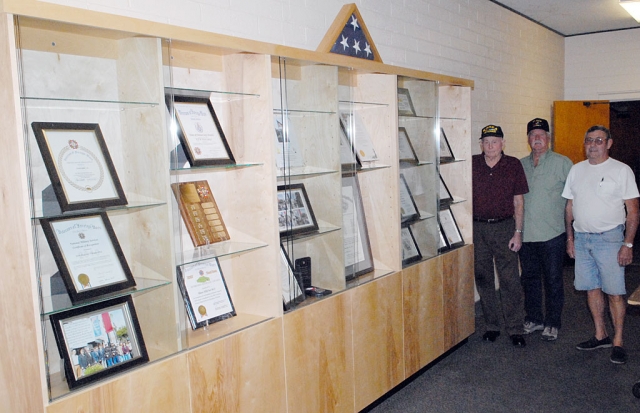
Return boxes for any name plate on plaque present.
[172,180,230,247]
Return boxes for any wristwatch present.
[624,242,634,248]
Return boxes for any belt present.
[473,216,512,224]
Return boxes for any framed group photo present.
[277,184,319,237]
[31,122,128,213]
[341,173,374,279]
[49,295,148,389]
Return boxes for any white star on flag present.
[350,15,359,31]
[353,39,361,54]
[340,35,349,50]
[364,43,371,57]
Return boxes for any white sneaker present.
[523,321,544,334]
[541,326,558,341]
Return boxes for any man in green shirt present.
[519,118,573,341]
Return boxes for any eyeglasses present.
[584,137,607,145]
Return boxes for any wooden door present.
[553,100,609,164]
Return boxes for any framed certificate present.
[177,258,236,330]
[40,212,136,303]
[398,127,418,162]
[274,114,304,169]
[439,208,465,249]
[439,174,453,209]
[31,122,127,213]
[440,127,455,162]
[171,180,230,247]
[401,226,422,266]
[165,94,235,167]
[277,184,319,237]
[280,245,305,310]
[397,88,417,116]
[49,296,148,389]
[340,120,359,168]
[339,111,379,163]
[399,173,420,223]
[342,173,374,280]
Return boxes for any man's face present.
[481,136,504,158]
[528,129,549,154]
[584,129,611,164]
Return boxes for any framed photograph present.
[401,226,422,266]
[397,88,417,116]
[171,180,230,247]
[165,94,235,167]
[40,212,136,303]
[280,245,305,310]
[31,122,127,213]
[177,258,236,330]
[440,127,455,162]
[49,295,148,389]
[277,184,319,237]
[342,173,374,280]
[274,114,304,169]
[439,208,465,249]
[399,173,420,223]
[339,111,378,163]
[398,127,418,162]
[438,225,449,253]
[439,174,454,209]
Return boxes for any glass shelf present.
[273,108,336,116]
[346,267,395,288]
[441,116,467,121]
[338,100,389,110]
[21,96,158,111]
[403,211,435,226]
[440,158,466,165]
[402,251,438,268]
[281,224,341,243]
[32,199,167,221]
[42,277,171,316]
[276,166,339,180]
[164,87,260,102]
[399,160,434,168]
[176,241,267,267]
[171,161,263,172]
[398,114,437,120]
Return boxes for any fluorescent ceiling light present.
[620,0,640,23]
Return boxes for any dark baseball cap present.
[480,124,504,139]
[527,118,549,134]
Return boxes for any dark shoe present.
[510,334,526,347]
[482,331,500,342]
[611,346,628,364]
[576,336,612,351]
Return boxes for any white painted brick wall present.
[40,0,565,158]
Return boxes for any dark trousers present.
[473,219,524,335]
[519,233,566,329]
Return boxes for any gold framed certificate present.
[31,122,127,213]
[397,88,417,116]
[165,94,235,167]
[40,212,136,303]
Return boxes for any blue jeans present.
[574,225,626,295]
[519,233,566,329]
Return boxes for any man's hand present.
[509,232,522,252]
[566,238,575,259]
[618,245,633,266]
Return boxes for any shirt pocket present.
[597,181,618,196]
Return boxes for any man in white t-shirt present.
[563,125,640,364]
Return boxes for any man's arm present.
[565,199,575,258]
[619,197,639,266]
[509,194,524,252]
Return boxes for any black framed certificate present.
[399,173,420,223]
[165,94,235,167]
[176,258,236,330]
[439,174,454,209]
[280,245,305,310]
[398,127,418,162]
[439,208,465,249]
[342,173,374,280]
[40,212,136,303]
[49,295,148,389]
[277,184,319,237]
[401,226,422,266]
[397,88,417,116]
[31,122,127,213]
[440,127,455,162]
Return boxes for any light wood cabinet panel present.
[284,293,354,413]
[442,245,475,350]
[403,257,444,376]
[352,273,404,411]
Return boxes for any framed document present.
[40,212,136,303]
[177,258,236,330]
[165,94,235,167]
[49,295,148,389]
[274,114,304,169]
[397,88,416,116]
[339,111,379,163]
[439,174,454,209]
[171,180,230,247]
[399,173,420,223]
[342,173,374,280]
[31,122,127,213]
[439,208,465,249]
[340,120,359,168]
[277,184,319,237]
[401,226,422,266]
[398,127,418,162]
[280,245,305,310]
[438,225,449,253]
[440,127,455,162]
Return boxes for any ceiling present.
[490,0,640,36]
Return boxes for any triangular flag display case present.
[0,1,474,412]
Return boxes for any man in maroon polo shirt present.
[473,124,529,347]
